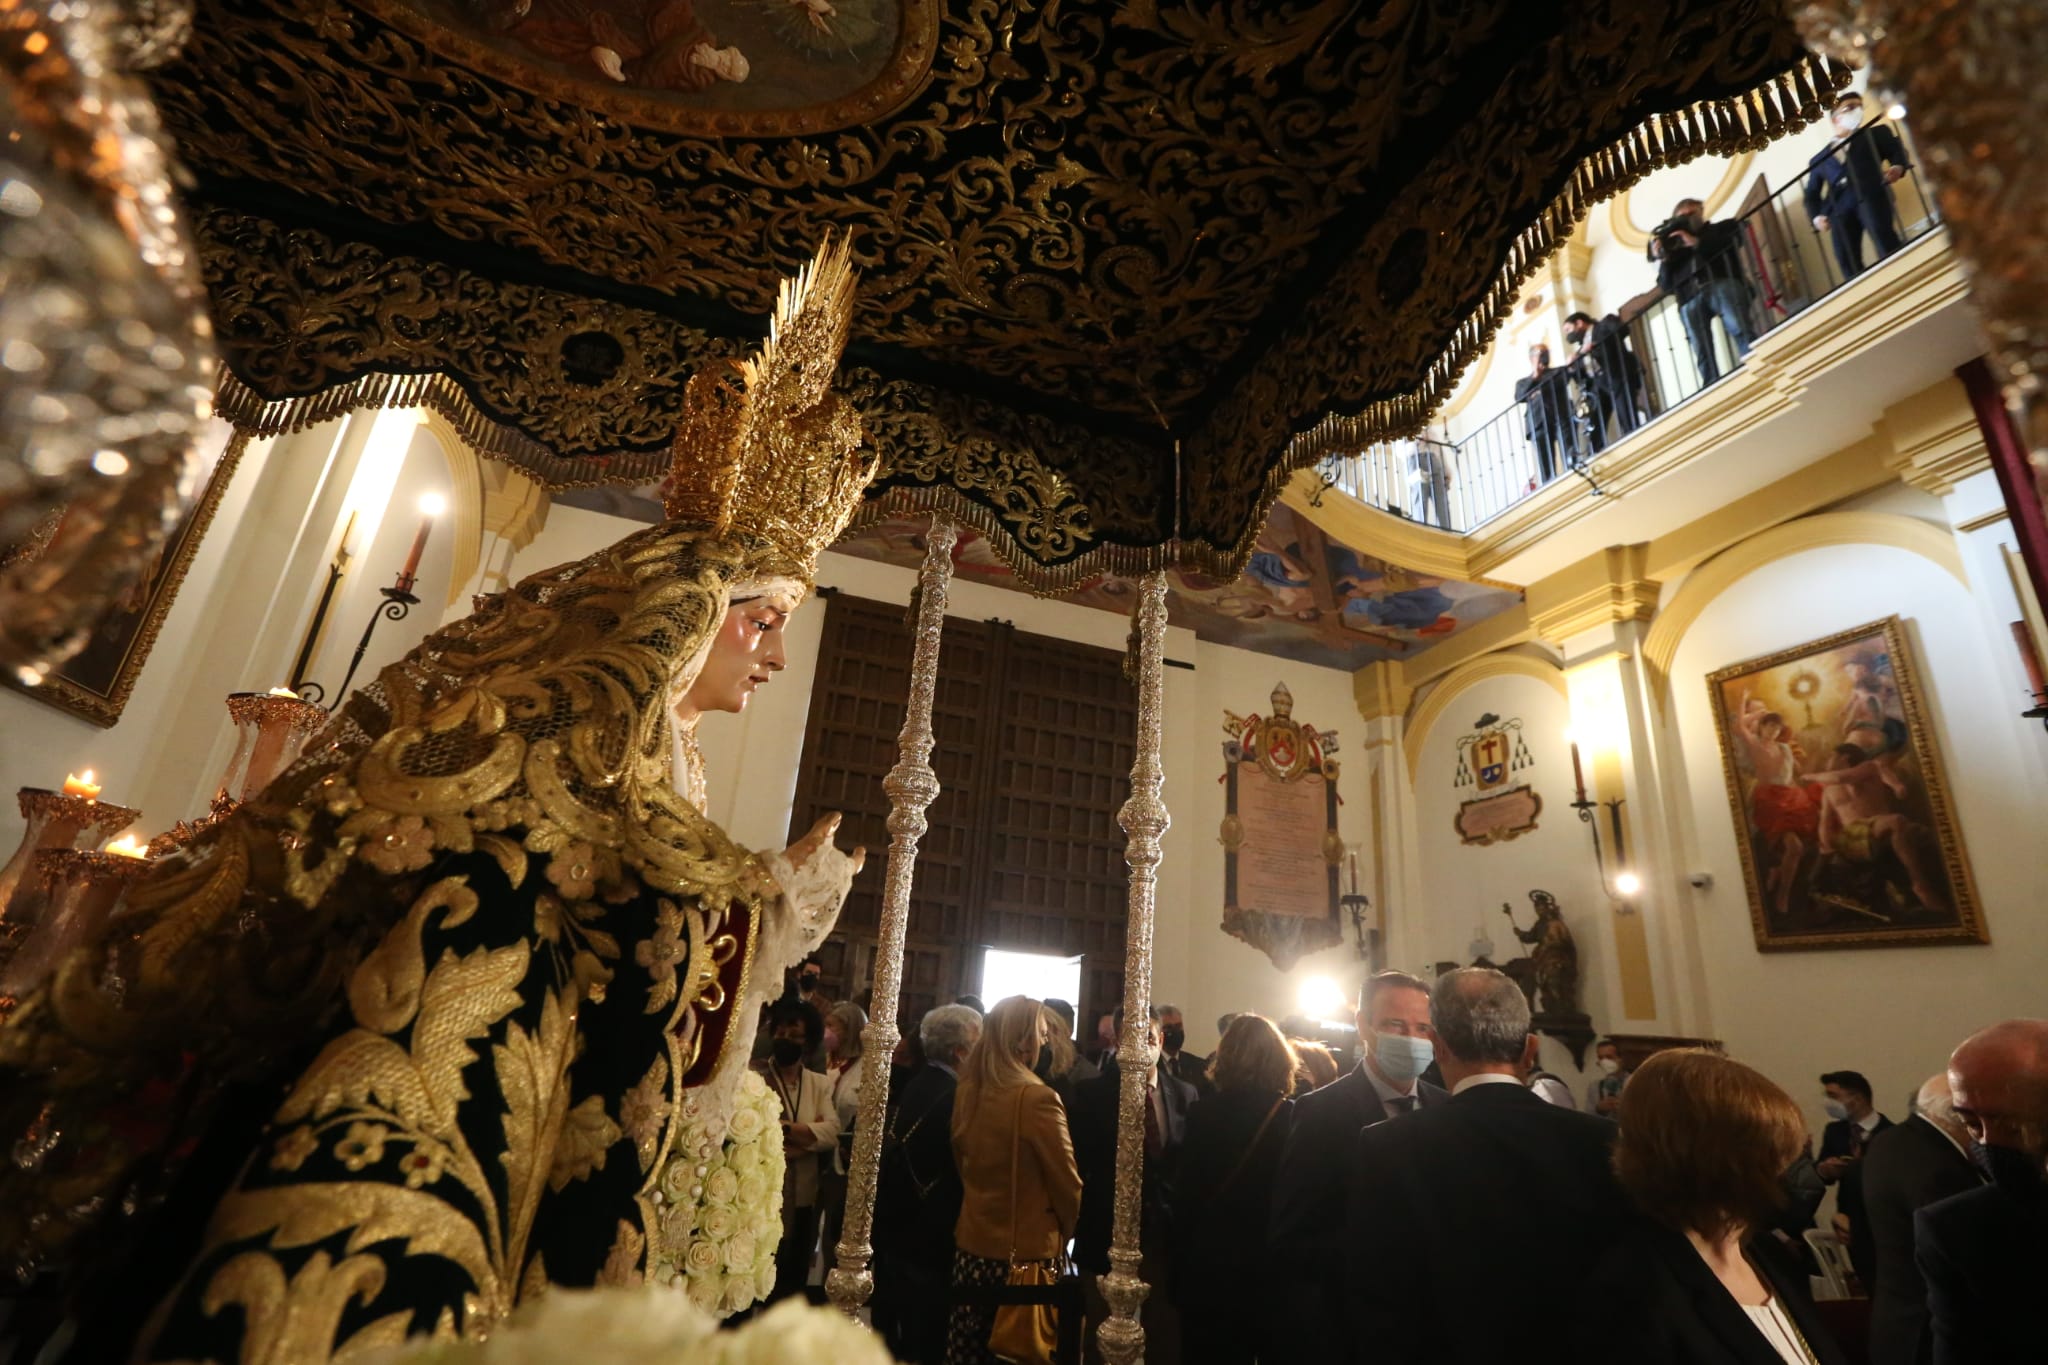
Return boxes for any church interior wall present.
[1662,536,2044,1135]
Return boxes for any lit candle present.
[62,770,101,800]
[1345,847,1360,895]
[104,834,150,859]
[267,686,302,699]
[1569,742,1587,803]
[399,492,446,587]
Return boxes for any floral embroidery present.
[546,842,599,901]
[634,900,688,1013]
[335,1121,388,1171]
[620,1054,670,1173]
[269,1125,319,1172]
[398,1141,449,1189]
[598,1219,647,1289]
[550,1095,622,1192]
[356,814,436,874]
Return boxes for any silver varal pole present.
[1097,571,1170,1365]
[826,515,957,1316]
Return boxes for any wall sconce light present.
[1568,733,1635,905]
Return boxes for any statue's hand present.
[765,814,866,958]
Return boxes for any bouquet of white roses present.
[650,1068,785,1317]
[369,1287,892,1365]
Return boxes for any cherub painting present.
[1707,617,1986,951]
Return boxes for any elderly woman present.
[947,995,1082,1365]
[1582,1050,1849,1365]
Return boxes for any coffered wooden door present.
[786,591,1136,1037]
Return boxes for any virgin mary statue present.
[0,240,875,1362]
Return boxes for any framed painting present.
[4,424,248,728]
[1706,616,1986,951]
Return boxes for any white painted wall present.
[1665,540,2045,1133]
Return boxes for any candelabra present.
[0,785,140,920]
[0,844,154,1002]
[1571,789,1635,903]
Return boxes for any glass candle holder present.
[0,787,141,920]
[0,845,154,1002]
[217,691,329,805]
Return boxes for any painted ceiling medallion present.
[354,0,939,135]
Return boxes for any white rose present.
[722,1229,757,1272]
[659,1156,694,1202]
[699,1204,738,1243]
[684,1270,723,1313]
[735,1167,769,1210]
[703,1165,741,1207]
[754,1261,777,1301]
[684,1236,723,1276]
[726,1102,765,1144]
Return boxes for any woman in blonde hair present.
[947,995,1082,1365]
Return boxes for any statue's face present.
[684,597,791,714]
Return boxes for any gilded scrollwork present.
[159,0,1829,585]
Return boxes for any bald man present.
[1915,1020,2048,1364]
[1862,1074,1981,1365]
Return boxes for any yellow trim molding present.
[1354,660,1414,725]
[1527,543,1660,643]
[1642,510,1968,709]
[1403,649,1568,780]
[1607,149,1757,250]
[1281,469,1493,584]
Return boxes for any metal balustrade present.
[1315,120,1944,533]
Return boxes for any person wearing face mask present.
[1817,1068,1891,1263]
[1803,92,1912,281]
[757,998,842,1302]
[1168,1015,1298,1365]
[1647,194,1756,385]
[1071,1004,1195,1363]
[1587,1037,1632,1115]
[1157,1003,1214,1100]
[1268,971,1447,1361]
[1915,1019,2048,1364]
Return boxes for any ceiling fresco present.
[831,503,1524,671]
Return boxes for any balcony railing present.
[1316,120,1944,533]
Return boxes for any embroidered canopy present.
[163,0,1838,589]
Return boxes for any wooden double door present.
[788,591,1138,1035]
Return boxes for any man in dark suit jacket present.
[1819,1067,1893,1281]
[1268,970,1447,1360]
[1157,1003,1213,1100]
[1343,967,1630,1365]
[1864,1074,1983,1365]
[872,1003,981,1364]
[1916,1019,2048,1365]
[1803,92,1912,279]
[1072,1006,1197,1363]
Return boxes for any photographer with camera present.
[1564,310,1646,453]
[1648,196,1756,386]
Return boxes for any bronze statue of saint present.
[1503,889,1580,1019]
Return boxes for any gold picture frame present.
[5,427,249,728]
[1706,615,1986,951]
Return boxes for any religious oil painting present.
[371,0,938,134]
[3,422,245,728]
[1706,616,1985,952]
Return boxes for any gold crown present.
[664,234,877,578]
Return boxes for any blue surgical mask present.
[1373,1032,1435,1084]
[1823,1100,1850,1122]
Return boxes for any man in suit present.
[1157,1003,1213,1099]
[1819,1066,1893,1278]
[872,1003,980,1364]
[1072,1005,1197,1362]
[1514,342,1573,482]
[1917,1019,2048,1365]
[1269,970,1448,1359]
[1343,967,1630,1365]
[1864,1073,1982,1365]
[1803,92,1912,280]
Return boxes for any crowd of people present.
[756,957,2044,1365]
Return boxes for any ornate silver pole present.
[827,515,958,1316]
[1097,571,1170,1365]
